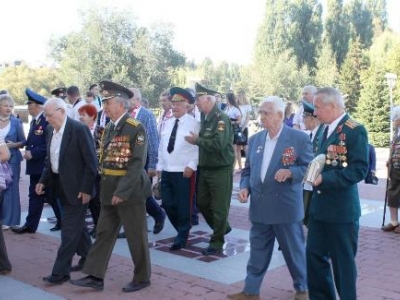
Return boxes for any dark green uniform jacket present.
[197,104,234,168]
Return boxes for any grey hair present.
[392,106,400,121]
[303,85,317,94]
[0,94,15,106]
[314,87,345,109]
[44,97,67,112]
[260,96,286,114]
[116,95,131,110]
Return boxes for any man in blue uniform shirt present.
[12,89,62,234]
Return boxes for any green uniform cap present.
[195,82,218,97]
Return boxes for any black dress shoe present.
[50,225,61,232]
[202,246,222,256]
[0,269,11,275]
[169,243,185,251]
[122,281,150,293]
[70,275,104,291]
[43,274,70,284]
[153,214,165,234]
[11,225,35,234]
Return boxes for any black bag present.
[365,172,378,185]
[232,124,247,144]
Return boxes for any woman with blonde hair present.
[0,94,25,230]
[0,141,12,273]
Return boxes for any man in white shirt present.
[66,86,85,121]
[157,87,200,250]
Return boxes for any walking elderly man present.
[185,83,234,256]
[307,87,368,299]
[157,87,199,250]
[228,96,312,300]
[70,81,152,293]
[37,97,97,284]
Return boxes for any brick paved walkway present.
[1,148,399,300]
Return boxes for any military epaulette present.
[344,119,360,129]
[126,118,139,127]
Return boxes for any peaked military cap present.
[170,87,195,104]
[302,101,315,117]
[99,80,133,100]
[51,87,67,98]
[25,88,47,105]
[195,82,218,97]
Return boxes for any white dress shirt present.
[157,114,200,172]
[324,112,346,140]
[50,117,67,174]
[260,126,283,182]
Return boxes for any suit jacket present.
[39,117,97,206]
[5,116,26,165]
[241,125,313,224]
[100,113,151,205]
[309,114,369,222]
[135,107,159,170]
[25,114,47,175]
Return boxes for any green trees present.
[49,10,185,104]
[325,0,350,68]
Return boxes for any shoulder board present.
[126,118,139,127]
[344,119,360,129]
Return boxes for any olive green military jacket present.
[100,113,151,205]
[196,104,234,168]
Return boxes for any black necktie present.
[322,125,329,143]
[30,118,35,127]
[309,132,313,140]
[167,119,179,153]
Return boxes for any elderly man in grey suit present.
[228,96,313,300]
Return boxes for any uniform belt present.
[103,169,127,176]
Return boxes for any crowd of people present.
[0,81,381,299]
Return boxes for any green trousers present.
[197,167,233,249]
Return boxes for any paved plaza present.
[1,148,399,300]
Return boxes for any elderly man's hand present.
[313,174,322,186]
[238,188,249,203]
[111,195,125,205]
[184,131,198,145]
[274,169,292,182]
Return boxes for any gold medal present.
[326,159,331,165]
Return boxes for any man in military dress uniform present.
[12,89,62,234]
[185,83,234,256]
[157,87,200,250]
[70,81,152,293]
[51,87,74,119]
[307,87,368,299]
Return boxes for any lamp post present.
[385,73,398,142]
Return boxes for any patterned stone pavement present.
[1,148,400,300]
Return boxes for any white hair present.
[392,106,400,121]
[44,97,67,112]
[303,85,317,95]
[260,96,286,114]
[315,87,345,109]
